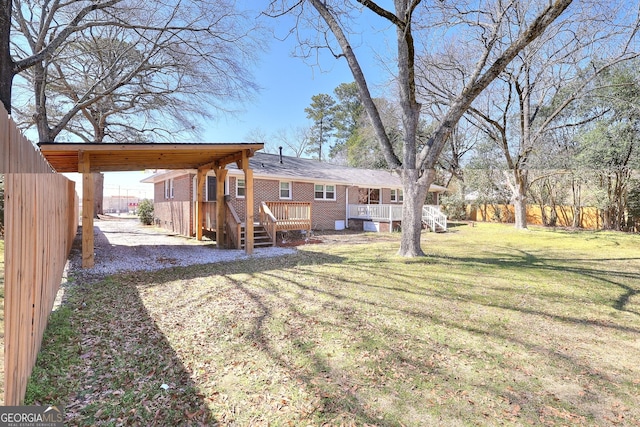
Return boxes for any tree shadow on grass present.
[126,250,640,425]
[27,232,219,426]
[432,249,640,317]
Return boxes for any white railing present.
[422,205,448,232]
[348,204,403,221]
[347,204,447,232]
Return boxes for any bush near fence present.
[1,103,78,405]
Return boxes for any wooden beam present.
[243,149,254,255]
[215,167,228,249]
[39,143,264,173]
[199,151,244,171]
[79,152,95,268]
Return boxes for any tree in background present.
[137,199,154,226]
[575,61,640,230]
[272,126,313,158]
[304,93,335,161]
[244,125,314,158]
[463,140,511,222]
[418,1,638,230]
[330,82,363,162]
[345,97,404,169]
[627,179,640,232]
[1,0,123,112]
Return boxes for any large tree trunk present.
[93,172,104,217]
[572,177,582,228]
[512,170,529,229]
[0,0,14,113]
[399,169,431,257]
[33,61,54,141]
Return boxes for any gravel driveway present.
[67,217,296,276]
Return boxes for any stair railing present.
[225,201,242,249]
[422,205,448,232]
[259,202,278,246]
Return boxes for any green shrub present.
[137,199,154,225]
[441,192,467,220]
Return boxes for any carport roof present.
[38,142,263,173]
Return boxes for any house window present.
[206,176,228,201]
[236,178,245,198]
[358,188,380,204]
[315,184,336,200]
[391,188,404,203]
[207,176,216,201]
[280,181,291,199]
[164,179,174,199]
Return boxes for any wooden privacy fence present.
[2,102,79,405]
[4,175,78,405]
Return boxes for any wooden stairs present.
[239,223,274,248]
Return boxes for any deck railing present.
[261,201,312,232]
[347,204,403,221]
[258,201,312,244]
[347,204,447,231]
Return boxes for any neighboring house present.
[142,152,447,245]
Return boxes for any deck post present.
[79,151,94,268]
[242,150,254,255]
[215,167,227,248]
[196,168,210,241]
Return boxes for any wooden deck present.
[260,201,312,245]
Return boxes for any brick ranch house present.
[142,152,448,247]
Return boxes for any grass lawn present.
[26,223,640,426]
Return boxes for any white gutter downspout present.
[345,187,349,228]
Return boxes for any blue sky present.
[203,4,393,149]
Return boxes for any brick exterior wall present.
[153,172,411,236]
[225,176,351,231]
[154,201,192,236]
[153,174,194,235]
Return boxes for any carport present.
[39,142,263,268]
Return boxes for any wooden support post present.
[196,168,207,241]
[215,167,228,248]
[68,179,77,254]
[79,151,95,268]
[243,150,254,255]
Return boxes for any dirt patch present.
[277,238,323,247]
[276,229,401,247]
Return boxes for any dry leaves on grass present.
[29,275,214,426]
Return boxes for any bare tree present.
[2,0,125,112]
[243,126,313,157]
[11,0,262,143]
[272,126,313,157]
[266,0,573,256]
[422,1,640,229]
